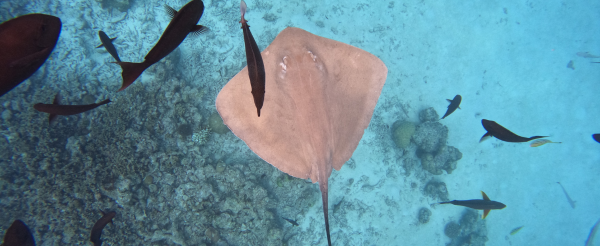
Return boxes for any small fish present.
[577,52,600,58]
[566,60,575,70]
[0,14,61,97]
[240,0,266,117]
[479,119,548,143]
[438,191,506,219]
[333,197,345,214]
[509,226,524,235]
[115,0,207,91]
[556,182,576,209]
[586,218,600,246]
[441,95,461,119]
[34,94,111,123]
[3,220,35,246]
[96,31,121,62]
[529,139,561,147]
[281,217,299,226]
[90,210,116,246]
[593,134,600,143]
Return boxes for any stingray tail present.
[115,61,151,91]
[319,179,332,246]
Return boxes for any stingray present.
[216,27,387,245]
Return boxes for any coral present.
[419,107,440,122]
[446,209,488,246]
[96,0,130,12]
[208,112,229,134]
[263,13,279,22]
[419,146,463,175]
[191,128,211,145]
[445,221,461,238]
[418,207,432,224]
[423,180,449,201]
[391,120,416,149]
[402,158,418,176]
[410,107,463,175]
[413,121,448,153]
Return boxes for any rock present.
[143,175,154,185]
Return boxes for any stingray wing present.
[216,27,387,182]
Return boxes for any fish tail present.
[97,99,112,105]
[115,62,150,91]
[240,0,248,24]
[528,136,549,141]
[479,132,492,143]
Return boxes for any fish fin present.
[446,99,452,103]
[481,191,490,201]
[190,25,209,37]
[96,43,104,48]
[48,114,58,124]
[53,94,61,105]
[110,37,117,42]
[458,106,461,109]
[9,47,53,68]
[115,62,150,91]
[479,132,492,143]
[528,136,549,141]
[164,5,177,18]
[482,209,490,219]
[97,99,112,106]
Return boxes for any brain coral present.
[391,120,416,149]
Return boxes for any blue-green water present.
[1,0,599,245]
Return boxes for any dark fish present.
[479,119,548,143]
[557,182,576,209]
[593,134,600,143]
[240,0,266,117]
[282,217,299,226]
[0,14,61,97]
[439,191,506,219]
[115,0,207,91]
[33,94,111,123]
[90,210,116,246]
[441,95,461,119]
[96,31,121,62]
[3,220,35,246]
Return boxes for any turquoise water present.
[1,0,599,245]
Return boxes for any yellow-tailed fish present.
[530,139,561,147]
[510,226,524,235]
